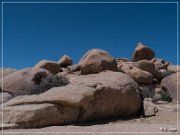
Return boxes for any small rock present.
[144,98,158,117]
[58,54,73,67]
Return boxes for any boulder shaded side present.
[161,72,180,103]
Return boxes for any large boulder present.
[0,68,17,78]
[1,68,69,96]
[79,49,118,74]
[58,54,73,67]
[132,43,155,61]
[161,72,180,103]
[34,60,61,74]
[127,67,154,84]
[3,71,142,128]
[0,68,48,96]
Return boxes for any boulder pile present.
[0,42,179,128]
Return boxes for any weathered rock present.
[0,68,17,78]
[67,64,80,72]
[79,49,118,74]
[34,60,61,74]
[0,68,48,96]
[3,71,142,128]
[143,98,158,117]
[132,42,155,61]
[117,62,136,73]
[0,92,12,104]
[167,65,180,73]
[127,67,154,84]
[58,55,73,67]
[136,60,163,81]
[136,60,155,73]
[161,73,180,103]
[137,60,162,80]
[153,59,169,70]
[1,68,68,96]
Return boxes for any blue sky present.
[1,1,178,69]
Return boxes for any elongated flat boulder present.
[3,71,142,128]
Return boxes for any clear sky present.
[1,1,178,69]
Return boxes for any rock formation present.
[1,42,179,129]
[3,71,141,128]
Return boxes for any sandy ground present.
[0,103,179,135]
